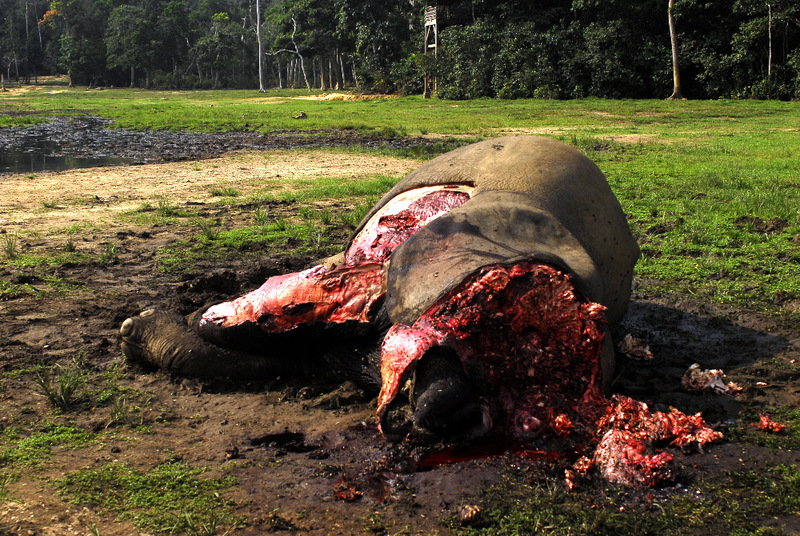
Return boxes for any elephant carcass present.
[121,136,720,486]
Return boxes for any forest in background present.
[0,0,799,100]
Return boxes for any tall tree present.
[105,5,154,87]
[667,0,683,99]
[256,0,265,91]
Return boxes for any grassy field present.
[3,86,798,313]
[2,86,800,535]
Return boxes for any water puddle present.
[0,113,439,175]
[0,116,136,173]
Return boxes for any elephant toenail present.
[120,318,134,337]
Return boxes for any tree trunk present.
[256,0,265,92]
[319,57,326,90]
[332,53,340,90]
[767,3,772,82]
[338,50,346,88]
[667,0,683,99]
[130,65,135,88]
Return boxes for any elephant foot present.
[412,347,490,440]
[120,309,273,379]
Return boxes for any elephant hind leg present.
[120,309,285,379]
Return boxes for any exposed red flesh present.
[201,185,472,332]
[346,185,473,264]
[376,263,722,487]
[593,430,676,487]
[201,263,386,331]
[378,262,608,440]
[758,413,787,433]
[590,395,723,487]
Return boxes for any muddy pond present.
[0,115,435,173]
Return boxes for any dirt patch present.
[0,150,418,233]
[297,93,396,101]
[733,215,790,234]
[2,152,800,535]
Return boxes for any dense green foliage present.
[0,0,798,98]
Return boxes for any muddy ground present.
[0,114,443,171]
[1,147,800,535]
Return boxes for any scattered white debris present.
[682,363,743,395]
[618,334,654,360]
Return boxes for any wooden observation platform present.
[422,2,472,98]
[423,6,438,98]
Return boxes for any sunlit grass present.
[4,87,799,139]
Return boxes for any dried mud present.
[1,150,800,535]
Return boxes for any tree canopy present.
[0,0,798,99]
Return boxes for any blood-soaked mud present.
[1,153,800,535]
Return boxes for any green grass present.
[579,132,800,311]
[32,359,86,411]
[0,114,47,128]
[448,463,800,536]
[208,186,239,197]
[57,460,243,534]
[0,425,93,467]
[154,173,400,272]
[3,87,798,140]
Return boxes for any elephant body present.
[121,136,640,442]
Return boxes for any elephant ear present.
[385,190,608,327]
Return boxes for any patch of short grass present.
[156,219,311,272]
[4,249,90,269]
[0,425,93,467]
[2,232,18,259]
[565,132,800,312]
[155,174,400,272]
[448,463,800,535]
[0,279,29,300]
[209,186,239,197]
[0,115,47,128]
[57,460,243,534]
[123,197,196,226]
[98,242,120,264]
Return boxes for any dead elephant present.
[121,136,640,441]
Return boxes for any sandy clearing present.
[0,149,419,233]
